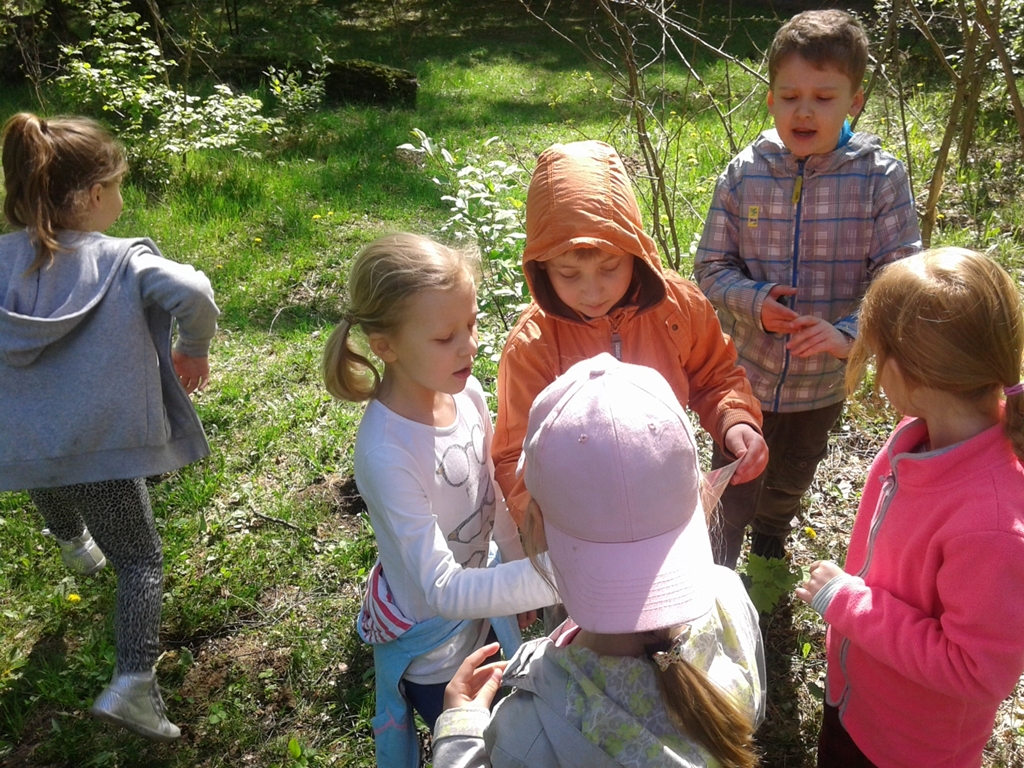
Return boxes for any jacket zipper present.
[772,159,805,412]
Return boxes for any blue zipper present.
[772,159,805,412]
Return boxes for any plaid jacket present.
[694,130,921,412]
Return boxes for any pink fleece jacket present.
[815,416,1024,767]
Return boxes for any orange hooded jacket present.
[493,141,762,525]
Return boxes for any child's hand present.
[796,560,845,604]
[723,424,769,484]
[443,642,508,712]
[517,610,538,629]
[761,285,799,334]
[786,317,852,359]
[172,350,210,394]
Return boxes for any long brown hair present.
[322,233,480,402]
[847,247,1024,459]
[521,501,758,768]
[2,113,128,271]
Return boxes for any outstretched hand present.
[795,560,845,604]
[172,350,210,394]
[443,642,508,712]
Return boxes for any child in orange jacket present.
[493,140,766,527]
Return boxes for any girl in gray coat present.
[433,355,765,768]
[0,113,219,741]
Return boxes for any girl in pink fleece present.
[796,248,1024,768]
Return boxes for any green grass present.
[2,2,1024,766]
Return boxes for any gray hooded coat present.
[0,230,218,491]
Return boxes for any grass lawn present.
[1,2,1023,766]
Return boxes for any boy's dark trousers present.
[710,401,844,568]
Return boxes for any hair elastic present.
[648,626,696,671]
[1004,382,1024,397]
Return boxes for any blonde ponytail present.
[649,649,758,768]
[322,317,382,402]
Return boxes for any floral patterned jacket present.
[432,566,764,768]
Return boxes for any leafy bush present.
[397,128,530,362]
[55,0,277,190]
[265,48,332,137]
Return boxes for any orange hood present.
[522,141,665,318]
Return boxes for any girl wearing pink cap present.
[432,354,765,768]
[797,248,1024,767]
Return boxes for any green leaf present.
[742,553,802,613]
[288,737,302,759]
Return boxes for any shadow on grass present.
[0,630,69,766]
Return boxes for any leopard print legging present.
[29,478,163,675]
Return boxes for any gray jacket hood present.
[0,231,133,366]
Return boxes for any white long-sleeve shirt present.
[354,376,557,682]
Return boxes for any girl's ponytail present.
[322,315,382,403]
[2,114,59,268]
[1,112,127,271]
[649,649,757,768]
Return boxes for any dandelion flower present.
[804,526,817,540]
[67,593,81,603]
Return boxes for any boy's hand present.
[172,350,210,394]
[761,285,799,334]
[795,560,845,604]
[786,317,852,359]
[723,424,769,484]
[443,642,508,712]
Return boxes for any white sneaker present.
[43,527,107,576]
[91,670,181,742]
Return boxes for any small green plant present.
[287,735,316,766]
[742,554,806,614]
[266,48,332,137]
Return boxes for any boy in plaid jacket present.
[694,10,921,568]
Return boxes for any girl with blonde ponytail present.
[797,248,1024,766]
[322,233,558,768]
[433,355,764,768]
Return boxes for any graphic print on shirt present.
[438,422,495,568]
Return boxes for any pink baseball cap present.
[521,354,714,634]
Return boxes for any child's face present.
[767,55,864,159]
[542,248,634,320]
[373,280,479,404]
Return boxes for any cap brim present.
[545,512,715,634]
